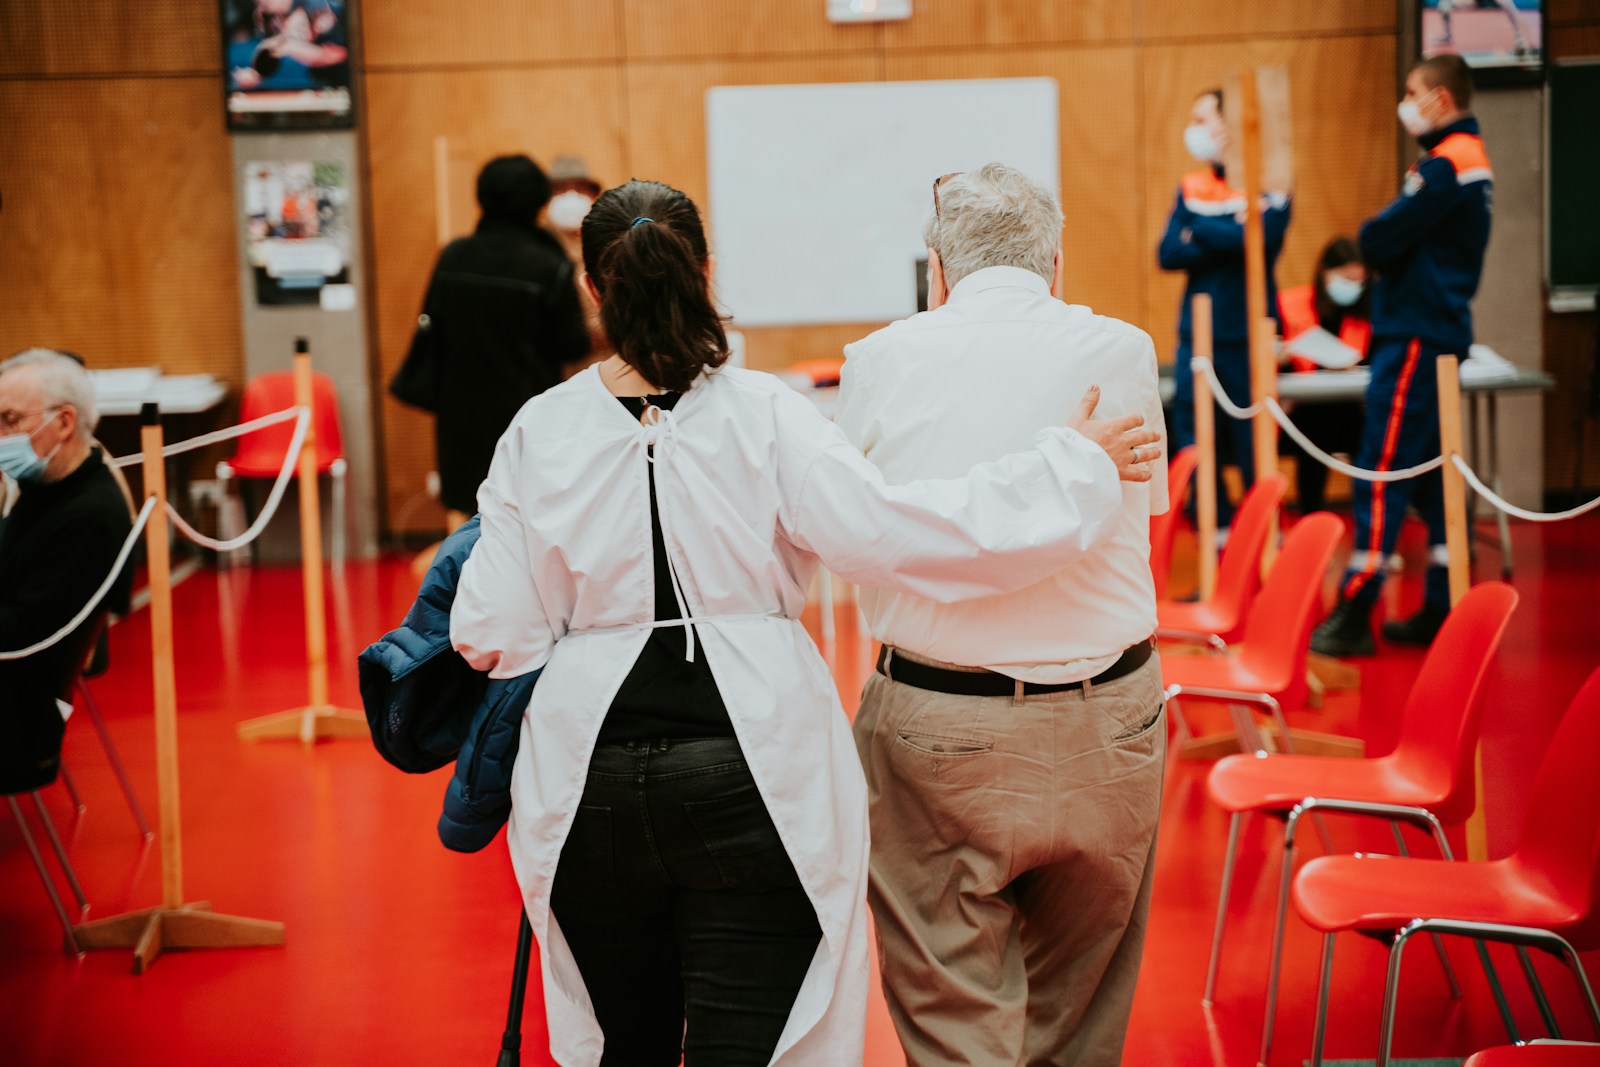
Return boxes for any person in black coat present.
[0,349,133,794]
[402,155,590,520]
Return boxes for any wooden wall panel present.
[880,0,1135,49]
[620,0,880,61]
[1140,35,1396,360]
[364,66,626,525]
[884,46,1145,330]
[0,0,218,76]
[363,0,619,69]
[622,57,879,373]
[1141,0,1392,41]
[0,78,242,381]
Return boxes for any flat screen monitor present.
[1421,0,1543,83]
[221,0,354,130]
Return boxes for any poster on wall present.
[221,0,353,129]
[243,160,353,307]
[1421,0,1542,76]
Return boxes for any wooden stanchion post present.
[1193,295,1219,601]
[1439,355,1487,861]
[74,403,285,972]
[238,340,366,745]
[434,135,452,247]
[1252,316,1281,572]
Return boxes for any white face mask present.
[1324,273,1365,307]
[547,190,594,232]
[1397,89,1437,137]
[1184,124,1222,164]
[0,410,63,483]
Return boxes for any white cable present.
[1452,454,1600,522]
[0,496,158,661]
[1266,398,1446,482]
[1190,357,1265,419]
[111,406,305,469]
[164,407,310,552]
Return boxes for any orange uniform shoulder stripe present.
[1181,170,1244,202]
[1431,134,1494,183]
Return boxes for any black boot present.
[1382,605,1449,646]
[1310,597,1376,657]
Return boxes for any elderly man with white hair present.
[837,163,1169,1067]
[0,348,133,794]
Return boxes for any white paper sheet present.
[1284,325,1364,370]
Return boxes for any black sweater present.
[0,449,134,792]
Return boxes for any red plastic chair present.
[1161,512,1344,755]
[1150,445,1200,601]
[216,370,348,564]
[1464,1043,1600,1066]
[1203,582,1519,1064]
[1158,472,1286,648]
[1292,668,1600,1067]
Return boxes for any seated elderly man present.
[838,163,1168,1067]
[0,349,133,794]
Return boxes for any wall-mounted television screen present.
[1421,0,1543,80]
[221,0,353,130]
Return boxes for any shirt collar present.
[946,265,1053,303]
[1419,114,1479,152]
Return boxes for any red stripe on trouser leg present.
[1343,339,1422,601]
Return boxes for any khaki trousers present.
[853,654,1165,1067]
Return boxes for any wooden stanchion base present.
[1179,726,1365,762]
[1308,652,1361,694]
[74,901,284,974]
[237,705,368,746]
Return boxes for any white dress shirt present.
[837,265,1170,683]
[449,363,1119,1066]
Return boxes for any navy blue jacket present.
[1360,116,1493,351]
[357,515,539,852]
[1157,165,1291,346]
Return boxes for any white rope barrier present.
[1194,355,1450,481]
[1191,357,1266,420]
[0,495,158,661]
[110,406,304,469]
[1266,397,1446,482]
[165,406,310,553]
[1452,455,1600,523]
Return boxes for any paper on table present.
[1284,326,1364,370]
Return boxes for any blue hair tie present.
[631,216,653,229]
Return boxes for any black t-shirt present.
[595,392,733,744]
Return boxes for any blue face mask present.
[0,410,63,483]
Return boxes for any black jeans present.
[550,737,822,1067]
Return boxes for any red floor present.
[3,516,1599,1066]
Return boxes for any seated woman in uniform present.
[1278,235,1372,513]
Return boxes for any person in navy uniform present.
[1312,54,1492,656]
[1159,87,1292,533]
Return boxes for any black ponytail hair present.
[580,179,729,393]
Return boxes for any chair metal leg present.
[1310,932,1336,1067]
[77,680,154,840]
[1260,806,1302,1065]
[330,460,347,569]
[58,763,85,814]
[1476,940,1523,1044]
[1388,820,1462,998]
[1378,923,1425,1067]
[8,797,84,955]
[1517,945,1563,1038]
[1550,936,1600,1034]
[1203,811,1243,1005]
[30,792,87,912]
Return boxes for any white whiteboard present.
[706,78,1059,327]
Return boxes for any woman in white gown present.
[450,179,1160,1067]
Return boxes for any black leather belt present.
[876,639,1154,698]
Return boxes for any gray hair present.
[0,348,99,438]
[921,162,1063,290]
